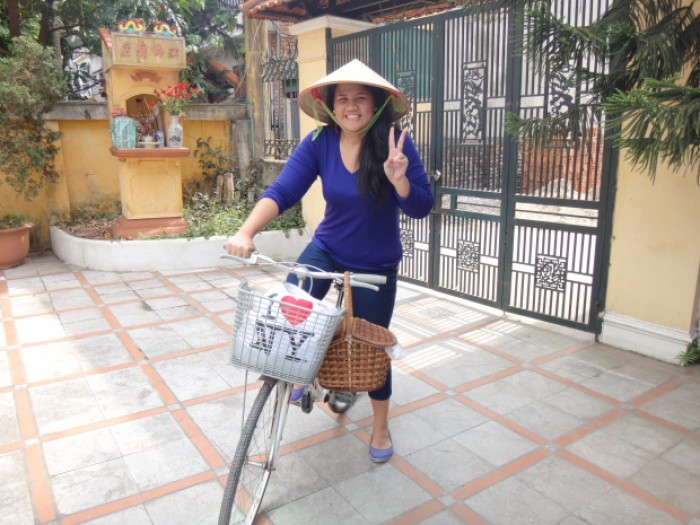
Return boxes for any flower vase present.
[166,113,184,148]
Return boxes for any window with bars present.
[262,42,300,160]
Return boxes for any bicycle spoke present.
[219,380,290,525]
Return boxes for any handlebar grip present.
[220,252,259,265]
[351,274,387,285]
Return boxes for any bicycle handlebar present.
[220,252,387,290]
[221,252,262,265]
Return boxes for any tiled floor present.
[1,253,699,525]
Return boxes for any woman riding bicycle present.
[226,59,433,463]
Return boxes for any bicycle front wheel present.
[218,379,290,525]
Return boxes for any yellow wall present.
[58,120,121,211]
[606,157,700,331]
[52,119,228,212]
[0,109,233,250]
[0,119,59,248]
[296,27,330,232]
[606,0,700,337]
[181,120,229,188]
[0,185,50,248]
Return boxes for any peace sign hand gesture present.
[383,128,412,198]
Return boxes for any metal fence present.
[330,0,616,332]
[262,42,300,160]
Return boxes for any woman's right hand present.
[226,231,256,258]
[225,198,281,258]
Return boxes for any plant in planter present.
[0,215,34,269]
[0,36,67,265]
[193,136,237,202]
[183,155,304,239]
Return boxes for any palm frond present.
[519,2,608,74]
[604,80,700,180]
[466,0,700,178]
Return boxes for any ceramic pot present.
[141,134,157,149]
[0,223,33,269]
[166,113,184,148]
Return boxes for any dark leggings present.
[286,242,396,401]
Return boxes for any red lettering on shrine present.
[136,41,148,59]
[153,43,165,58]
[120,43,132,58]
[168,47,180,58]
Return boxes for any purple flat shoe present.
[290,387,304,403]
[369,433,393,463]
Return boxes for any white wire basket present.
[230,280,343,384]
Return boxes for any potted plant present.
[0,215,33,269]
[0,36,67,265]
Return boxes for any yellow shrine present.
[100,26,190,238]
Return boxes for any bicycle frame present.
[219,252,385,525]
[248,380,290,519]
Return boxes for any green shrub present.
[183,200,304,239]
[0,37,67,201]
[0,214,30,230]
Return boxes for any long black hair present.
[327,84,399,207]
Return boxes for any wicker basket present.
[317,272,395,392]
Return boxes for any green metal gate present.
[330,1,615,332]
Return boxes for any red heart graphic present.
[280,296,313,326]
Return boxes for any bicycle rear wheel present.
[218,379,290,525]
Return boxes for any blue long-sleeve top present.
[262,127,433,270]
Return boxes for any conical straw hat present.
[298,59,410,124]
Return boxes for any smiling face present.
[331,83,377,134]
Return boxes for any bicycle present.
[218,252,387,525]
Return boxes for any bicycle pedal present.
[301,391,314,413]
[331,391,356,405]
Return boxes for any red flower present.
[152,81,198,115]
